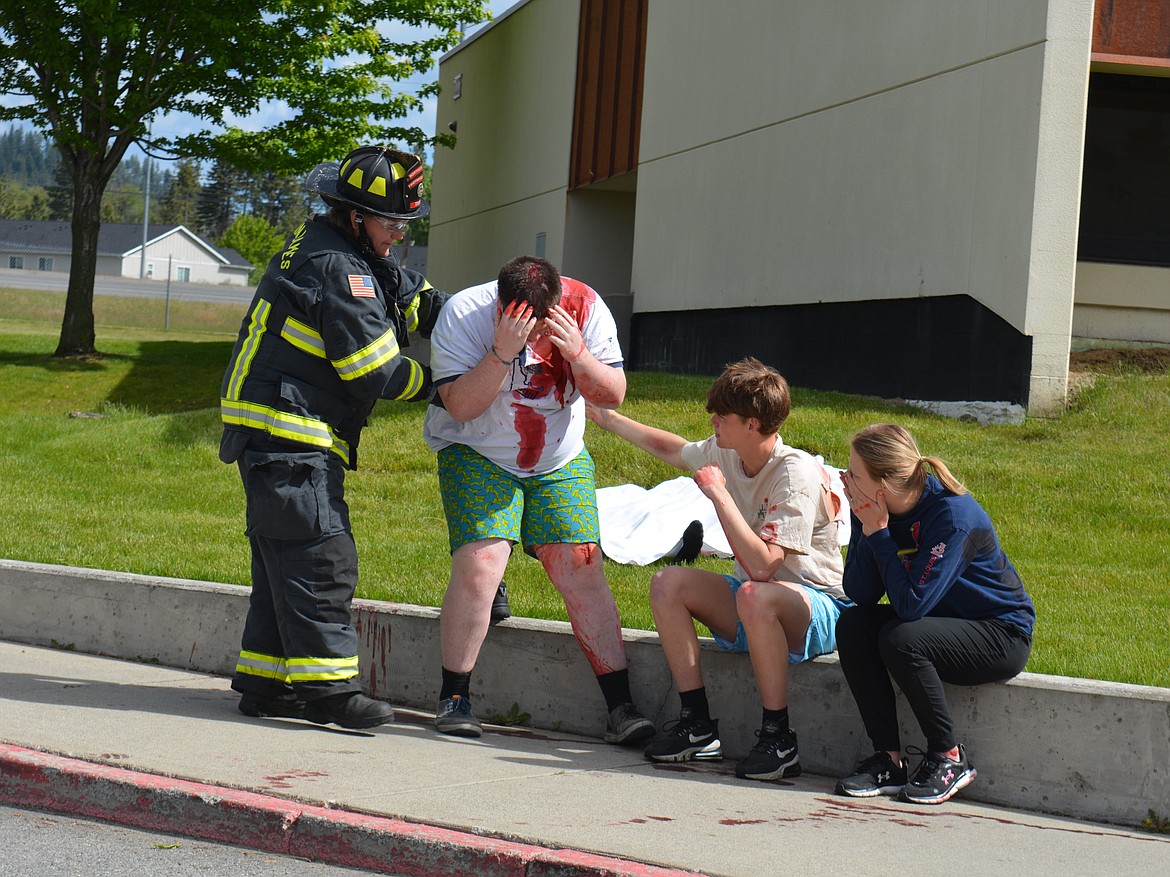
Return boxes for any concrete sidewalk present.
[1,641,1167,877]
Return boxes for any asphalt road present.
[0,267,254,305]
[0,802,398,877]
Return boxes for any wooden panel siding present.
[1093,0,1170,69]
[570,0,648,188]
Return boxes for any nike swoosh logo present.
[688,733,710,743]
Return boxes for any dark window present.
[1078,72,1170,267]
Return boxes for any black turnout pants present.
[230,447,361,703]
[835,604,1031,754]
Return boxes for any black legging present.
[836,604,1032,753]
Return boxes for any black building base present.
[629,295,1032,405]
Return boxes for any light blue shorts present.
[712,575,848,663]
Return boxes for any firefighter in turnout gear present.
[220,145,446,729]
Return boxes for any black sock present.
[596,668,633,712]
[762,707,789,733]
[678,687,710,721]
[440,667,472,701]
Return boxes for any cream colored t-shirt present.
[680,435,845,599]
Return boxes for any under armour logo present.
[877,770,890,782]
[941,768,955,783]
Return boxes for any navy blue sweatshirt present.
[843,475,1035,636]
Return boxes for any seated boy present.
[586,358,846,780]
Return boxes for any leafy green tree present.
[0,178,49,219]
[220,214,285,285]
[0,0,488,357]
[101,173,145,224]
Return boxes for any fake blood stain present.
[511,279,596,471]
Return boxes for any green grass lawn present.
[2,290,1167,687]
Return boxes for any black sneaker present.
[603,703,656,746]
[735,722,801,780]
[238,692,305,719]
[674,520,704,563]
[836,750,908,797]
[304,692,394,729]
[434,695,483,738]
[490,581,511,624]
[899,744,977,804]
[643,709,722,762]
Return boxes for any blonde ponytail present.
[851,424,966,496]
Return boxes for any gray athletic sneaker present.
[434,694,482,738]
[836,750,907,797]
[603,703,655,746]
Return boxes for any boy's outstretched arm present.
[585,404,689,471]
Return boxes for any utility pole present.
[139,130,153,279]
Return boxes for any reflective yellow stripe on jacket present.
[391,358,426,400]
[221,302,352,466]
[225,298,271,401]
[219,399,352,466]
[403,293,420,332]
[280,316,327,359]
[332,327,400,381]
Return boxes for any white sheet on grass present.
[596,476,731,565]
[596,466,851,566]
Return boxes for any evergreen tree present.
[47,158,72,221]
[0,125,54,186]
[157,159,202,229]
[196,159,244,241]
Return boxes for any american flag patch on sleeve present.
[348,275,376,297]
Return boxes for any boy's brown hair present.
[497,255,562,319]
[705,357,791,435]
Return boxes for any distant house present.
[0,220,252,286]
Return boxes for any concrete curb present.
[1,559,1168,826]
[0,744,701,877]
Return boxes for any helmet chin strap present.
[353,212,376,257]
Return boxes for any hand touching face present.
[842,450,889,536]
[494,300,538,360]
[542,304,587,362]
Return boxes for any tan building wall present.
[430,0,1102,413]
[1074,262,1170,345]
[430,0,580,292]
[631,0,1091,414]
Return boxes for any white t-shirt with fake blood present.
[423,278,623,477]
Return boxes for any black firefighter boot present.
[304,691,394,729]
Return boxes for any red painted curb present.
[0,744,703,877]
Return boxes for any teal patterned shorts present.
[437,444,601,553]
